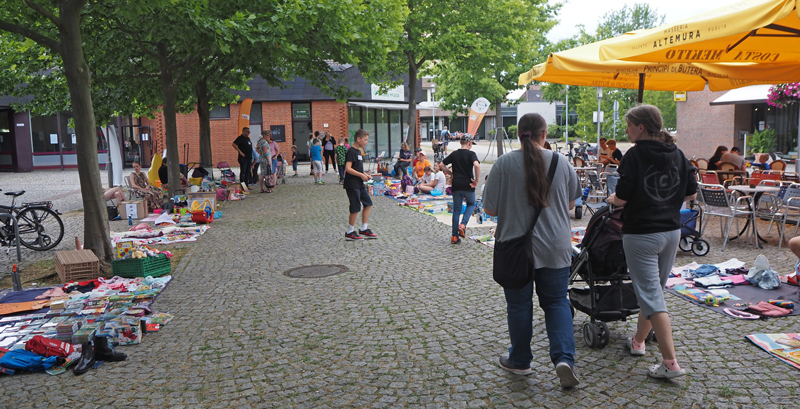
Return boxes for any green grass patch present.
[0,258,60,289]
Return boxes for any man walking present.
[232,127,253,185]
[442,134,480,244]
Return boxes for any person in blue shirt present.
[310,138,324,184]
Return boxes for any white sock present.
[346,225,355,234]
[361,223,368,231]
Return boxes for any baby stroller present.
[217,161,236,184]
[432,141,445,162]
[678,201,709,256]
[275,154,286,185]
[569,205,645,348]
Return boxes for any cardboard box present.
[119,200,146,220]
[186,192,216,210]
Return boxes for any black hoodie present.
[615,139,697,235]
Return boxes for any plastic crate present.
[55,250,102,283]
[112,254,171,278]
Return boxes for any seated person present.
[719,146,747,171]
[393,142,413,178]
[129,161,163,212]
[606,139,623,166]
[158,157,189,191]
[707,145,728,171]
[418,162,447,194]
[103,186,124,204]
[597,137,613,165]
[412,150,431,180]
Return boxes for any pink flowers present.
[768,83,800,108]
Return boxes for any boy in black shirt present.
[442,134,480,244]
[344,129,377,240]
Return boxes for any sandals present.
[723,308,760,320]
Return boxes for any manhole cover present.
[283,264,348,278]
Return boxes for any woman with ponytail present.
[483,113,582,388]
[607,104,697,379]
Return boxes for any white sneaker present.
[627,336,646,356]
[555,362,580,388]
[648,362,686,379]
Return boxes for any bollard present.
[11,264,22,292]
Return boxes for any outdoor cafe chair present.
[695,158,708,170]
[781,171,799,183]
[699,170,720,185]
[698,183,754,251]
[771,160,787,171]
[764,183,800,250]
[583,171,608,215]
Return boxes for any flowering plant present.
[767,83,800,108]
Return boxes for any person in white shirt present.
[418,164,446,193]
[598,137,613,165]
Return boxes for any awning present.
[347,101,411,110]
[710,84,773,106]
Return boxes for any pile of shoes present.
[73,336,127,376]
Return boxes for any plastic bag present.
[746,255,781,290]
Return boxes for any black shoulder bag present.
[492,152,559,289]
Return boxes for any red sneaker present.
[358,229,378,239]
[458,224,466,238]
[451,235,461,244]
[345,231,363,241]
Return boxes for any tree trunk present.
[59,1,114,267]
[195,78,213,167]
[495,94,504,157]
[406,54,418,151]
[157,44,182,200]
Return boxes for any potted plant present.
[748,128,776,160]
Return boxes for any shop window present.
[0,111,12,152]
[390,110,402,154]
[348,106,361,143]
[31,114,59,153]
[210,104,230,119]
[60,113,76,152]
[250,102,262,124]
[376,109,389,156]
[362,108,376,157]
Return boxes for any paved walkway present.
[2,168,800,408]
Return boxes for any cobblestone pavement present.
[2,167,800,408]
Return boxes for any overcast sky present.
[546,0,734,42]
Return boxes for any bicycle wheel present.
[16,207,64,251]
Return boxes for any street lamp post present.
[565,85,569,147]
[596,87,603,148]
[431,84,436,142]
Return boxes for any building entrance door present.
[293,121,311,161]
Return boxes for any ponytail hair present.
[625,104,676,145]
[517,113,550,209]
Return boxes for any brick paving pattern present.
[1,167,799,408]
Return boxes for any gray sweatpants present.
[622,230,680,318]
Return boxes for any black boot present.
[94,336,127,362]
[72,341,95,376]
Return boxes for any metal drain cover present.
[283,264,349,278]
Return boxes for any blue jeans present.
[451,190,475,236]
[503,266,575,368]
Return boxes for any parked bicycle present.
[0,189,64,251]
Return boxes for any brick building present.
[0,64,422,172]
[677,84,799,161]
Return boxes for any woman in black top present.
[607,105,697,380]
[322,132,337,172]
[706,145,727,171]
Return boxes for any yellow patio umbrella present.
[518,36,800,92]
[598,0,800,63]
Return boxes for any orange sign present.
[467,98,491,136]
[237,98,253,136]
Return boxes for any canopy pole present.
[637,73,645,105]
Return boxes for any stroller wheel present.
[575,206,582,220]
[597,322,610,348]
[583,322,599,348]
[692,239,710,256]
[678,236,694,252]
[645,329,657,343]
